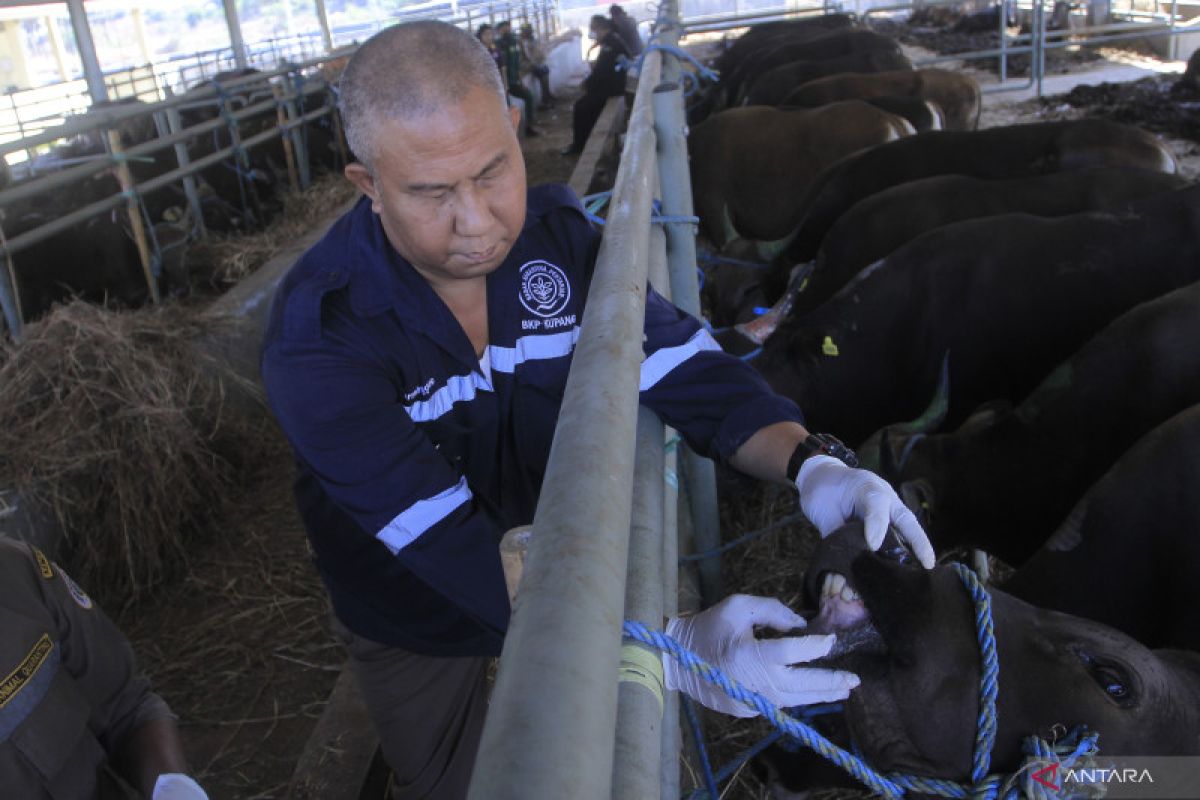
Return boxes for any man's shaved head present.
[339,21,506,172]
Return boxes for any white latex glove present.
[152,774,209,800]
[662,594,859,718]
[795,455,936,568]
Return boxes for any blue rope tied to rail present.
[624,562,1101,799]
[579,192,699,228]
[211,79,256,221]
[631,42,720,85]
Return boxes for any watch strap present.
[786,432,859,482]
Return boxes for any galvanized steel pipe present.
[653,14,725,607]
[468,46,664,800]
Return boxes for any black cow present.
[780,118,1179,264]
[730,29,905,106]
[862,279,1200,566]
[787,166,1188,315]
[712,14,857,77]
[745,184,1200,446]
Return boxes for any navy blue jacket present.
[261,185,802,656]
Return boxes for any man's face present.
[497,23,510,37]
[344,85,527,291]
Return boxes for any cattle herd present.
[685,13,1200,796]
[2,68,344,322]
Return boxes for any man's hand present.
[795,455,936,568]
[152,774,208,800]
[662,594,859,718]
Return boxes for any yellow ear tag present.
[822,336,839,357]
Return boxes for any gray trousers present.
[333,618,490,800]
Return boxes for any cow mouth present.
[800,569,889,670]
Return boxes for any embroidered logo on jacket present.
[519,261,571,318]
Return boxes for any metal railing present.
[0,0,560,341]
[468,1,715,796]
[0,1,559,165]
[0,57,346,340]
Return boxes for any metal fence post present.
[161,99,207,238]
[653,13,724,607]
[468,45,664,800]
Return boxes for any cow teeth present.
[840,584,860,603]
[829,573,846,596]
[821,573,834,598]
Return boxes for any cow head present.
[774,523,1200,794]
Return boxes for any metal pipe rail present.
[468,31,666,800]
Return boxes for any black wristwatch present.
[786,432,859,482]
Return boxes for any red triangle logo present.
[1032,762,1060,791]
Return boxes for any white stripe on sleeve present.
[639,328,722,392]
[376,476,473,553]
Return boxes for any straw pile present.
[0,301,266,605]
[191,174,359,287]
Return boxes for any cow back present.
[784,118,1179,263]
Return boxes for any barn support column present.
[653,9,723,608]
[222,0,249,70]
[65,0,107,103]
[314,0,333,52]
[132,7,153,66]
[468,43,664,800]
[44,15,70,82]
[0,17,33,91]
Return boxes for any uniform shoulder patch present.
[0,634,55,712]
[55,567,93,610]
[30,547,53,579]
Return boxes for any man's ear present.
[508,103,522,132]
[344,163,382,213]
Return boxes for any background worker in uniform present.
[0,537,207,800]
[561,15,630,156]
[261,20,934,800]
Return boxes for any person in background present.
[0,537,207,800]
[518,23,556,109]
[561,15,630,156]
[609,4,644,56]
[495,21,541,137]
[476,24,503,75]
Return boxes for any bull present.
[780,118,1179,264]
[689,101,914,251]
[779,68,982,131]
[863,279,1200,567]
[744,184,1200,446]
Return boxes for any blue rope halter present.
[623,562,1100,798]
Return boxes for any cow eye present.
[1077,650,1136,707]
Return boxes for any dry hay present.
[118,428,338,797]
[190,173,359,287]
[0,300,267,605]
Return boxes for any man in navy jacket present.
[262,20,933,800]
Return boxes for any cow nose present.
[878,529,914,565]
